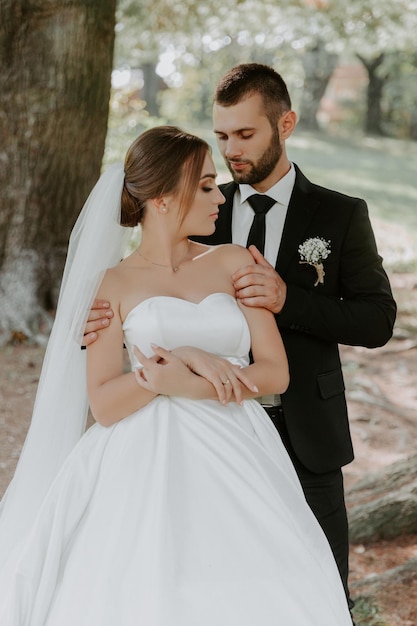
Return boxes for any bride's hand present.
[169,345,258,406]
[133,345,202,398]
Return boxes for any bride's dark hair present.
[121,126,209,227]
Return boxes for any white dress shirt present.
[231,163,296,266]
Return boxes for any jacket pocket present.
[317,369,345,400]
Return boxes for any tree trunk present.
[298,41,338,131]
[141,61,161,117]
[0,0,116,342]
[356,52,386,136]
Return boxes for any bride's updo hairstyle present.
[121,126,210,227]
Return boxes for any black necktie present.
[246,194,276,254]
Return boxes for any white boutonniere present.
[298,237,331,286]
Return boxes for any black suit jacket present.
[194,164,396,473]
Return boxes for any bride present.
[0,126,352,625]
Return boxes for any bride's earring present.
[153,197,168,214]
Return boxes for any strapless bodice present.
[122,292,251,370]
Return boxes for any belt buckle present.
[256,393,281,408]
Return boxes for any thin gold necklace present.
[137,249,184,272]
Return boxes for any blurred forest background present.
[1,1,417,624]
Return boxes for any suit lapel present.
[276,165,319,276]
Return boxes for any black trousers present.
[264,405,352,608]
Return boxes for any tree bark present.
[0,0,116,342]
[298,41,338,131]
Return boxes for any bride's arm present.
[88,333,241,426]
[88,311,266,426]
[214,244,289,399]
[168,303,289,404]
[230,246,289,398]
[86,269,170,426]
[87,278,244,427]
[166,245,289,402]
[238,301,289,397]
[169,309,290,405]
[149,345,258,405]
[86,288,157,426]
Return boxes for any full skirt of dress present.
[0,294,352,625]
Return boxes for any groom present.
[85,64,396,612]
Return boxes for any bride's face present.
[181,153,225,236]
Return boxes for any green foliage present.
[351,596,387,626]
[327,0,417,55]
[158,40,302,127]
[113,0,417,138]
[114,0,417,62]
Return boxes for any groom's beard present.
[226,127,282,185]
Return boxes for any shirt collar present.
[238,162,296,207]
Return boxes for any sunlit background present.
[104,0,417,274]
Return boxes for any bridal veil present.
[0,163,131,563]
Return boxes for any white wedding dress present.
[0,293,352,625]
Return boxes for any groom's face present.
[213,93,282,189]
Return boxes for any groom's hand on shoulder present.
[82,299,114,347]
[232,246,287,314]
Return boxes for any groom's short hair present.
[214,63,292,126]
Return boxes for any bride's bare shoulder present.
[210,243,254,268]
[97,258,132,300]
[96,265,120,298]
[191,243,253,277]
